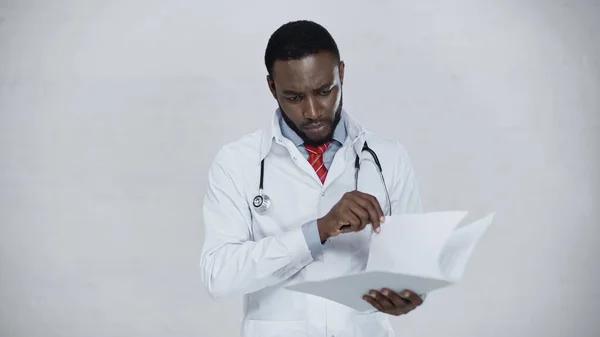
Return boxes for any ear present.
[266,74,277,99]
[339,60,345,86]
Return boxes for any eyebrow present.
[316,82,334,91]
[281,89,302,96]
[281,82,334,96]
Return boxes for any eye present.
[287,95,302,102]
[318,89,332,96]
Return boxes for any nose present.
[303,96,322,120]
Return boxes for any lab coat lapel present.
[261,108,368,188]
[322,111,366,189]
[261,110,326,186]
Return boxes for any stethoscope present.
[252,141,392,216]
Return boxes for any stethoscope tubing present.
[254,142,392,216]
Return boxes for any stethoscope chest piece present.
[253,159,271,214]
[253,192,271,214]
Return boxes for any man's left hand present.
[362,288,423,316]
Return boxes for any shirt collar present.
[279,109,347,147]
[260,108,366,160]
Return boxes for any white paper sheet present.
[366,211,468,279]
[285,211,494,312]
[439,213,495,282]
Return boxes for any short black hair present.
[264,20,340,76]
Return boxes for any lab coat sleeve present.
[301,220,324,258]
[200,147,314,300]
[389,141,424,215]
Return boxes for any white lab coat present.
[200,110,423,337]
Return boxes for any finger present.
[358,198,380,231]
[367,194,385,232]
[362,294,384,312]
[398,304,414,316]
[347,201,370,230]
[368,290,395,311]
[349,193,382,230]
[338,212,361,233]
[382,288,413,310]
[357,192,385,231]
[354,191,384,215]
[398,289,424,307]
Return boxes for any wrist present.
[317,217,330,243]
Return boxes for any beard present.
[279,94,343,147]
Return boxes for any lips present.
[304,123,325,130]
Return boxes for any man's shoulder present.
[362,130,419,187]
[210,129,264,169]
[363,130,412,160]
[220,129,264,153]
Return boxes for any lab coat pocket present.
[350,311,392,337]
[242,320,307,337]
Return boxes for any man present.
[200,20,424,337]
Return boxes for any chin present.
[305,131,333,146]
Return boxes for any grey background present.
[1,0,599,336]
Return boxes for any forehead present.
[272,52,338,90]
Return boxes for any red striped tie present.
[305,142,331,184]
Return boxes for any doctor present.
[200,20,425,337]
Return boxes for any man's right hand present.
[317,191,385,243]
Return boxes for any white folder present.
[285,211,495,312]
